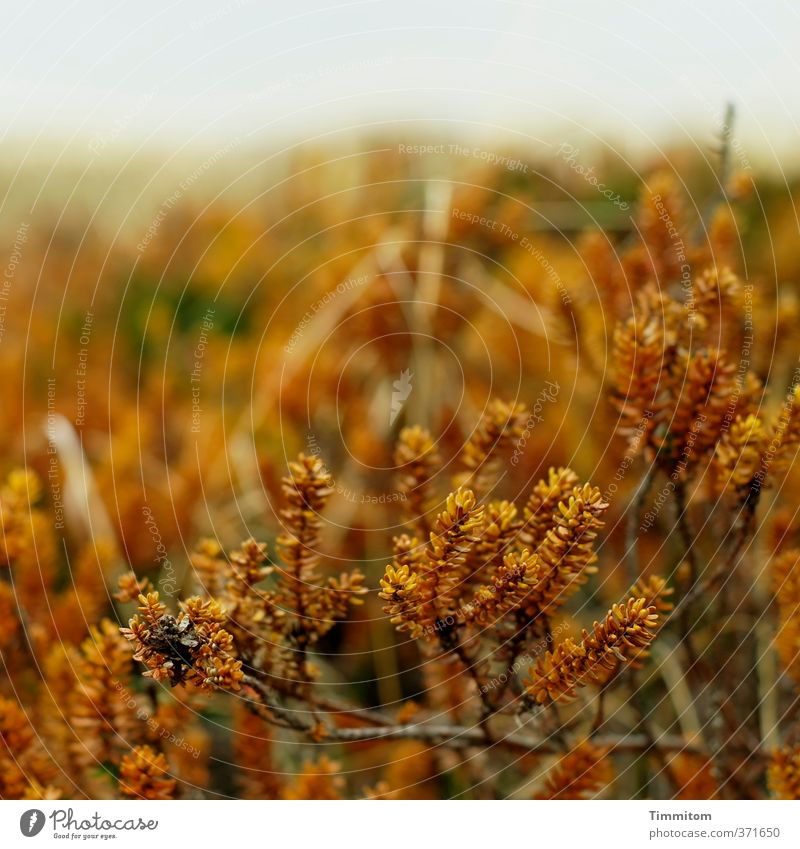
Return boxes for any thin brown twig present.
[242,675,724,760]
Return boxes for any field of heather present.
[3,3,800,828]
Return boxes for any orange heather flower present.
[768,746,800,800]
[275,453,367,654]
[416,487,484,626]
[663,349,736,471]
[395,425,441,534]
[519,467,579,552]
[70,619,138,772]
[466,499,521,580]
[119,745,176,800]
[612,286,678,453]
[712,414,766,500]
[462,548,539,626]
[668,753,719,800]
[121,592,243,691]
[521,484,609,616]
[114,572,152,603]
[281,756,344,800]
[536,741,612,799]
[454,398,527,494]
[525,597,659,704]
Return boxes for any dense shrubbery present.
[3,139,800,798]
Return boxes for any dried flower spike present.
[525,597,659,704]
[535,741,612,799]
[768,746,800,800]
[119,745,176,800]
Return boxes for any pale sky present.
[2,1,799,164]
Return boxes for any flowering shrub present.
[2,138,800,799]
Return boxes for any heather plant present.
[2,137,800,801]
